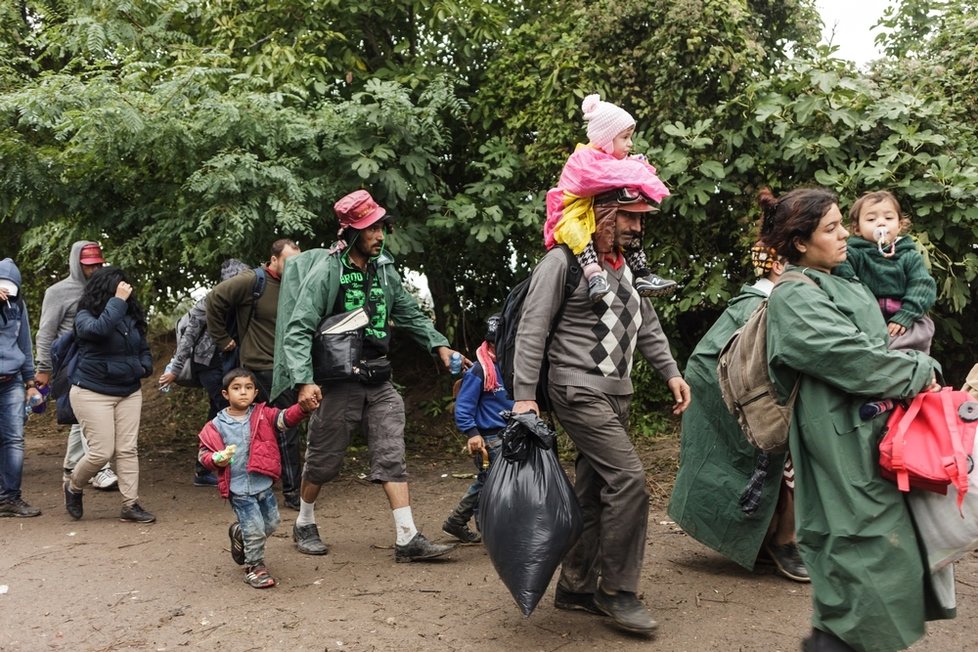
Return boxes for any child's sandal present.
[244,564,276,589]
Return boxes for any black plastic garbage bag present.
[479,411,583,616]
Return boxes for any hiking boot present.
[282,492,301,510]
[229,522,246,565]
[293,523,329,555]
[193,471,218,487]
[0,497,41,518]
[633,273,678,298]
[64,481,83,520]
[554,586,602,615]
[90,467,118,490]
[593,589,658,636]
[120,502,156,523]
[442,519,481,544]
[587,274,611,303]
[765,542,810,583]
[395,533,455,563]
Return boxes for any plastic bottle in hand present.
[449,352,462,376]
[24,392,44,418]
[159,363,173,393]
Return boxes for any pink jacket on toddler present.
[544,144,670,253]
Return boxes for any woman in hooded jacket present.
[63,266,155,523]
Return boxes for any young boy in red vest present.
[198,367,313,588]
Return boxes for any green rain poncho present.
[668,280,786,569]
[767,266,950,652]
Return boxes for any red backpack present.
[879,388,978,509]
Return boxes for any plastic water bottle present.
[449,352,462,376]
[160,363,173,393]
[24,393,43,417]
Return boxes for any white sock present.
[295,499,316,527]
[393,506,418,546]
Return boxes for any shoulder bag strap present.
[939,388,970,510]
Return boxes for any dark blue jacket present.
[454,361,513,438]
[72,297,152,396]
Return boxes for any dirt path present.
[2,420,976,652]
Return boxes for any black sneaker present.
[394,532,455,563]
[193,471,218,487]
[0,497,41,518]
[64,481,83,520]
[633,273,678,298]
[593,589,658,636]
[587,274,611,303]
[442,519,481,543]
[764,541,810,583]
[229,522,246,565]
[293,523,329,555]
[283,492,301,510]
[120,502,156,523]
[554,586,602,615]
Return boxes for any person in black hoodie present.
[63,266,155,523]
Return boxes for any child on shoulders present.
[198,367,313,588]
[544,94,676,302]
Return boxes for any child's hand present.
[466,435,485,455]
[212,444,237,466]
[887,322,907,337]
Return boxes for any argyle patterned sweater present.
[514,247,680,399]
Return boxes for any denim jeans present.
[464,434,501,528]
[230,488,280,565]
[0,376,26,501]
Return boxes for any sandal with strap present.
[244,564,276,589]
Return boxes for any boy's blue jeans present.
[230,489,280,566]
[0,377,26,502]
[447,433,501,529]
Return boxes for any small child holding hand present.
[198,367,313,588]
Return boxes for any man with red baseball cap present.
[34,241,117,491]
[272,189,467,562]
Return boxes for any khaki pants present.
[69,386,142,505]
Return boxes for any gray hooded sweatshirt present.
[34,240,97,373]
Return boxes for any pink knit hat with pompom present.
[582,94,635,155]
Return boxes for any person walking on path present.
[207,240,302,509]
[762,186,950,651]
[0,258,43,517]
[63,266,156,524]
[273,189,466,563]
[513,187,691,637]
[34,241,118,490]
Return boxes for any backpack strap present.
[890,392,926,492]
[538,245,583,417]
[940,388,970,510]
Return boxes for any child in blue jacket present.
[442,316,513,543]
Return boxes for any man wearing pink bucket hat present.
[272,189,467,562]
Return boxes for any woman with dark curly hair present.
[761,187,949,651]
[63,266,155,523]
